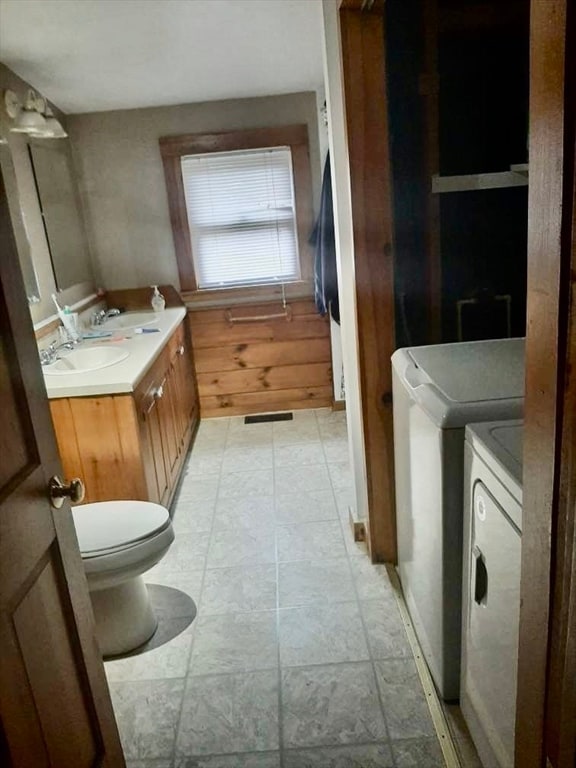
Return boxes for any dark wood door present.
[0,173,125,766]
[517,2,576,765]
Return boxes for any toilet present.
[72,500,174,657]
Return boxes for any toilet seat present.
[72,500,171,557]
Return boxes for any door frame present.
[516,1,575,766]
[337,0,398,563]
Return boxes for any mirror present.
[27,138,92,291]
[0,142,41,304]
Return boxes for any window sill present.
[182,281,314,309]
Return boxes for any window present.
[160,124,314,296]
[181,147,300,289]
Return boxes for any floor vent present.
[244,412,293,424]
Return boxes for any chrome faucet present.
[40,340,75,366]
[91,308,121,326]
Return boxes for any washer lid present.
[467,420,524,507]
[72,500,170,555]
[392,338,525,428]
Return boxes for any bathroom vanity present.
[45,307,199,506]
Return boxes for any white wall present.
[68,92,322,292]
[320,0,369,522]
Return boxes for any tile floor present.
[105,409,448,768]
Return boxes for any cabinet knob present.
[49,475,86,508]
[154,384,164,400]
[178,345,185,356]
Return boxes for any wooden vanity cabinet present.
[50,319,199,507]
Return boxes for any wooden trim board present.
[159,124,315,295]
[516,1,576,766]
[339,1,398,563]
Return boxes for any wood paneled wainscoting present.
[189,299,333,417]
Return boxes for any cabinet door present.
[170,340,187,449]
[178,325,199,441]
[171,323,198,449]
[157,367,180,485]
[139,384,169,505]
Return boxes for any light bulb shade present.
[43,115,68,138]
[11,108,47,133]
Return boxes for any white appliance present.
[391,338,525,699]
[461,420,523,768]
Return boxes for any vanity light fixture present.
[3,88,68,139]
[41,106,68,139]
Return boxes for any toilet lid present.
[72,500,171,555]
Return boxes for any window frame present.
[159,124,314,299]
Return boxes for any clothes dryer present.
[392,338,524,699]
[461,420,523,768]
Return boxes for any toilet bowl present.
[72,500,174,657]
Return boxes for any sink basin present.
[44,346,130,375]
[99,311,160,331]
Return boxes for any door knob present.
[49,475,85,508]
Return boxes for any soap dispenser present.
[151,285,166,313]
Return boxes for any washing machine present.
[461,420,523,768]
[391,338,524,699]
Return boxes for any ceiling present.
[0,0,324,114]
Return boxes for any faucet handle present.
[40,343,56,366]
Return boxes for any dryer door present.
[464,480,521,768]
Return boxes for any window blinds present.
[181,147,301,290]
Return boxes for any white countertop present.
[43,307,187,399]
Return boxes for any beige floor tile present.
[392,737,445,767]
[218,469,274,499]
[277,521,346,562]
[275,490,337,525]
[361,599,412,659]
[278,559,355,607]
[149,532,210,575]
[221,445,274,473]
[275,464,331,495]
[374,659,437,740]
[281,662,387,748]
[279,602,369,667]
[349,558,396,602]
[274,442,326,468]
[189,611,278,675]
[283,744,393,767]
[327,461,353,492]
[201,564,277,615]
[207,526,276,568]
[175,754,280,768]
[176,670,279,756]
[172,498,215,534]
[145,570,204,607]
[105,625,194,683]
[110,678,184,760]
[214,495,275,531]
